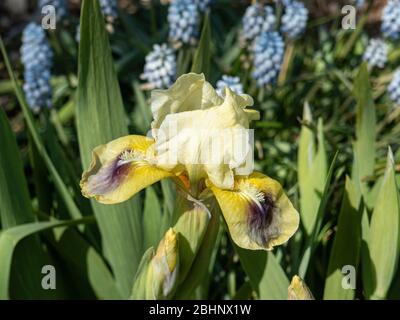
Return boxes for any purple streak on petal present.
[247,192,280,246]
[86,156,131,196]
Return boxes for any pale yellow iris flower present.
[80,73,299,251]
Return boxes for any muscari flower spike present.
[241,3,276,43]
[381,0,400,40]
[252,31,285,87]
[194,0,213,12]
[38,0,68,20]
[21,22,53,112]
[81,73,299,251]
[216,75,244,97]
[281,0,308,39]
[354,0,365,8]
[168,0,200,45]
[75,0,118,42]
[141,44,177,89]
[387,69,400,107]
[362,38,388,69]
[99,0,118,21]
[75,24,80,43]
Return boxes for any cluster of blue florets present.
[381,0,400,40]
[376,1,400,104]
[216,75,244,97]
[99,0,118,20]
[387,69,400,106]
[21,23,53,112]
[241,2,307,87]
[38,0,68,20]
[194,0,213,12]
[354,0,365,8]
[362,38,388,69]
[168,0,200,45]
[75,0,118,42]
[141,44,177,89]
[241,3,276,42]
[281,0,309,39]
[147,0,213,88]
[252,31,285,87]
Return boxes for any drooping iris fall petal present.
[80,135,172,204]
[208,172,299,250]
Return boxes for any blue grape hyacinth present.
[75,24,80,42]
[141,44,177,89]
[381,0,400,40]
[388,69,400,106]
[252,31,285,87]
[168,0,200,45]
[355,0,365,8]
[21,23,53,112]
[281,0,308,39]
[195,0,212,12]
[38,0,68,20]
[362,38,388,69]
[216,75,244,97]
[99,0,118,20]
[242,3,276,42]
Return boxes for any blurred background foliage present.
[0,0,399,300]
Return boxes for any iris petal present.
[208,172,299,250]
[151,73,223,132]
[80,135,172,204]
[154,88,259,189]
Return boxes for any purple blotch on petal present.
[247,192,279,246]
[86,157,131,196]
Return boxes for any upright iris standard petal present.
[208,172,299,250]
[154,87,258,189]
[151,73,223,132]
[80,135,172,204]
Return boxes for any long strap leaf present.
[76,0,143,297]
[0,217,94,299]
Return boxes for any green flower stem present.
[278,40,295,86]
[174,202,221,299]
[57,99,76,124]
